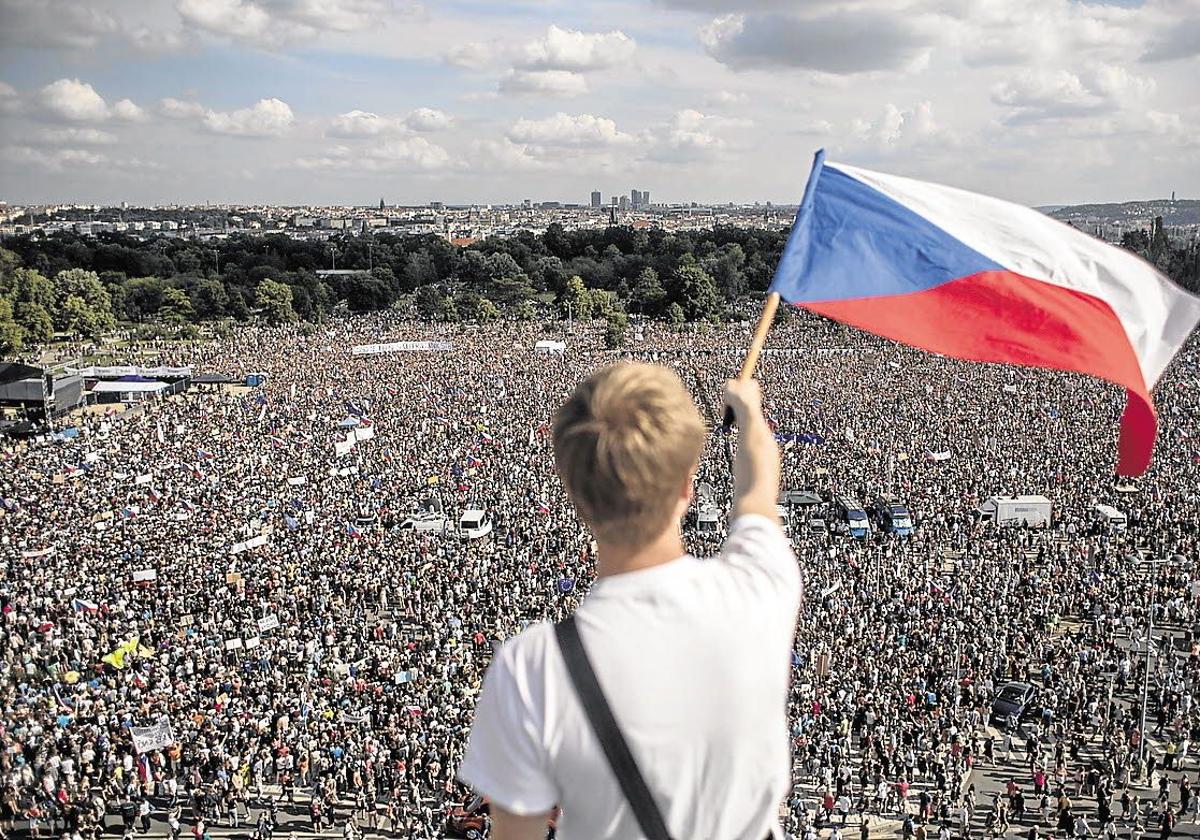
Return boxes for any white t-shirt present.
[458,514,802,839]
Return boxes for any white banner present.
[132,569,158,582]
[225,637,243,650]
[257,614,280,633]
[134,474,153,486]
[286,476,307,486]
[130,720,175,753]
[334,439,355,457]
[351,341,453,356]
[245,636,261,650]
[352,426,375,442]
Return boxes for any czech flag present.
[772,150,1200,475]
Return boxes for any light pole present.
[1138,557,1165,769]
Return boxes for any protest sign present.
[130,720,174,753]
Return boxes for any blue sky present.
[0,0,1197,206]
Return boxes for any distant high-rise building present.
[523,199,532,209]
[379,197,385,210]
[619,196,630,211]
[610,196,619,208]
[642,190,650,207]
[631,189,641,208]
[591,190,602,208]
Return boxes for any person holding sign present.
[458,363,801,839]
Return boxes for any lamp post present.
[1138,556,1166,770]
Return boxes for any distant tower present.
[630,189,640,209]
[1171,191,1176,202]
[379,197,385,210]
[642,190,650,207]
[591,190,601,208]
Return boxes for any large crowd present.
[2,312,1198,840]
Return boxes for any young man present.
[458,363,801,839]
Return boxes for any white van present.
[459,509,493,540]
[399,511,446,533]
[1092,504,1127,532]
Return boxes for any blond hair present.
[553,363,706,546]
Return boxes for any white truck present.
[978,495,1052,528]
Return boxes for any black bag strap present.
[555,615,674,840]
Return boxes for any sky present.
[0,0,1197,207]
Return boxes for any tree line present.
[1,221,1197,355]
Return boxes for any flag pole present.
[723,291,781,430]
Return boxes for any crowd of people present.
[1,311,1198,840]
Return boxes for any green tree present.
[14,300,53,343]
[558,275,592,321]
[414,285,445,320]
[159,287,195,322]
[667,301,686,325]
[629,267,666,317]
[513,299,535,321]
[589,288,621,319]
[604,311,628,349]
[437,293,459,322]
[54,268,115,331]
[58,294,101,338]
[255,278,298,324]
[477,297,500,322]
[704,242,747,300]
[190,278,229,319]
[0,297,24,353]
[668,264,722,322]
[0,249,20,294]
[13,268,56,311]
[404,250,439,291]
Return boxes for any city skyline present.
[0,0,1198,207]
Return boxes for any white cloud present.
[160,97,209,120]
[1142,13,1200,61]
[161,96,294,136]
[700,9,940,74]
[515,25,635,72]
[499,70,588,97]
[296,136,450,172]
[177,0,272,42]
[37,127,118,145]
[992,65,1156,125]
[176,0,413,47]
[329,109,397,137]
[0,0,118,50]
[507,113,634,148]
[112,99,149,123]
[2,145,108,172]
[643,109,748,163]
[204,98,295,136]
[445,40,498,69]
[704,90,746,107]
[40,79,112,122]
[470,137,549,172]
[405,107,452,132]
[851,101,945,147]
[327,107,452,137]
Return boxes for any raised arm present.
[723,379,781,523]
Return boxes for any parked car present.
[459,508,493,540]
[990,681,1038,725]
[398,511,446,533]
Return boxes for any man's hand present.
[722,378,781,524]
[490,805,552,840]
[722,378,764,427]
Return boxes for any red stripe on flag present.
[801,269,1155,475]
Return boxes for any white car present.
[399,512,446,533]
[459,509,493,540]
